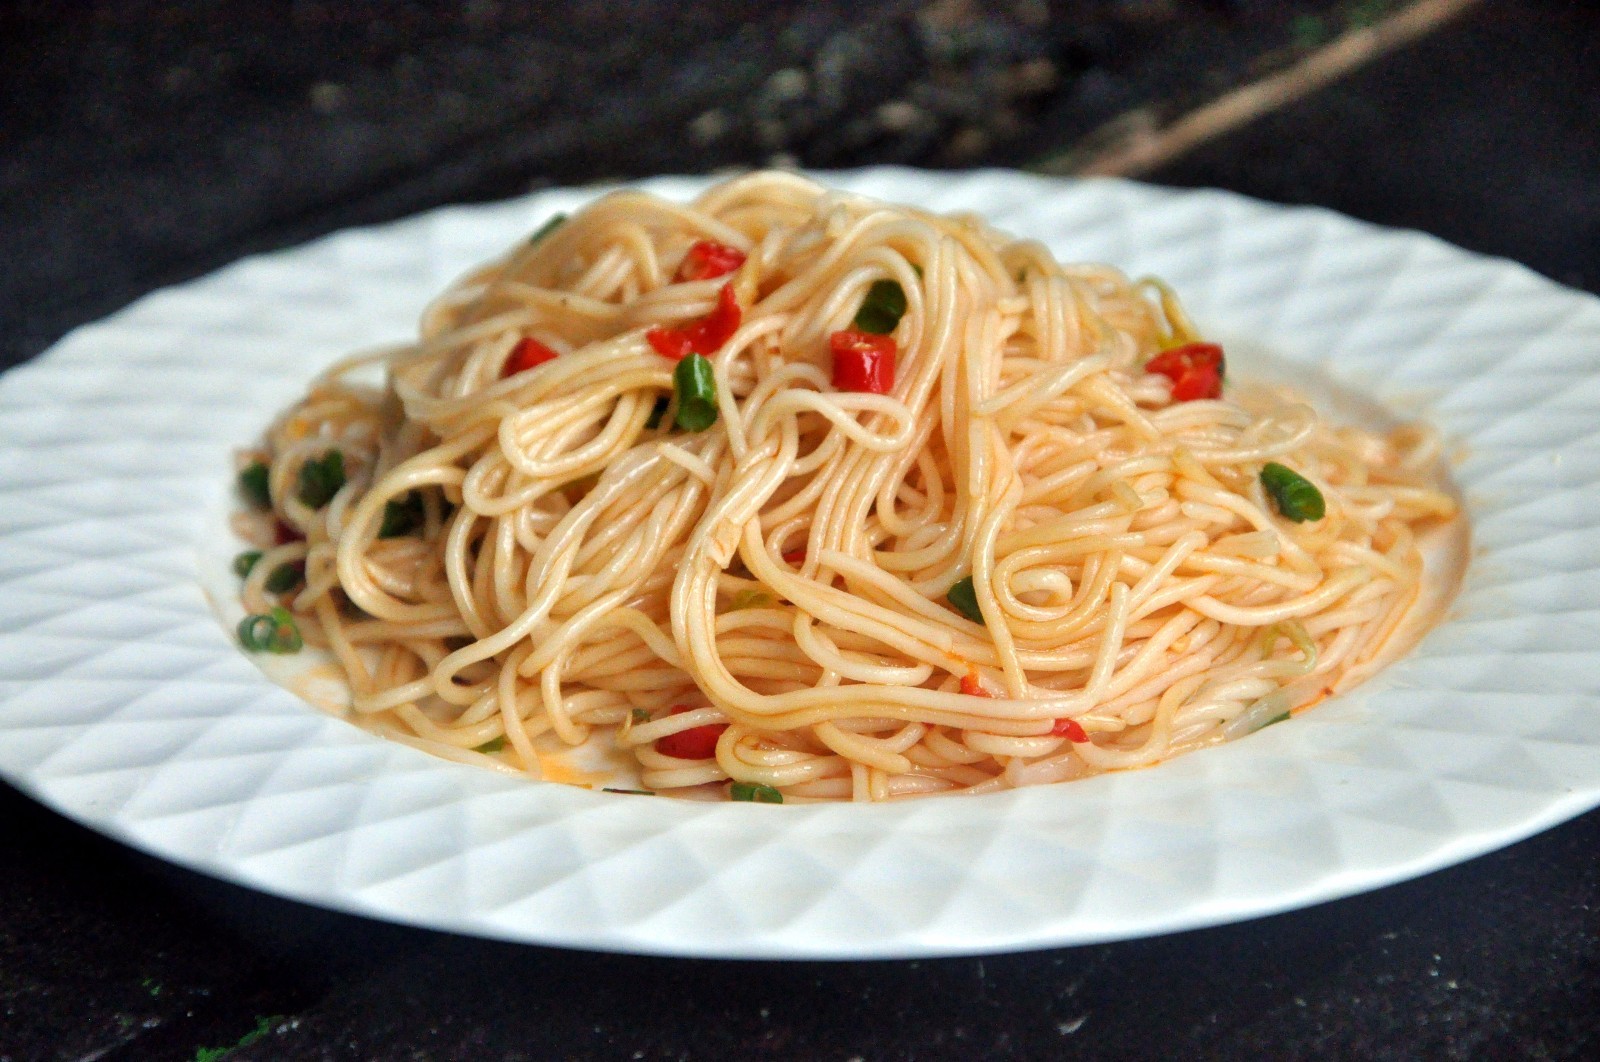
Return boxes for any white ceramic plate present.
[3,169,1599,959]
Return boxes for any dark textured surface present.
[4,2,1600,1060]
[1154,0,1600,295]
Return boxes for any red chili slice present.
[655,704,728,760]
[646,281,743,361]
[695,282,742,350]
[829,329,896,393]
[503,337,559,377]
[960,671,990,697]
[782,549,807,565]
[1052,717,1089,743]
[675,240,746,283]
[1145,342,1224,401]
[645,327,694,360]
[645,326,694,360]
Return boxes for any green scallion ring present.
[673,353,719,431]
[730,781,784,804]
[263,562,303,594]
[238,462,271,508]
[297,450,346,509]
[264,607,302,654]
[853,279,908,334]
[1260,462,1326,523]
[379,492,424,538]
[237,613,277,652]
[232,550,263,578]
[946,575,985,625]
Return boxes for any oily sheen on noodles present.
[232,171,1458,803]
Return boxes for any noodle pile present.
[234,171,1457,802]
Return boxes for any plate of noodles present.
[2,168,1599,958]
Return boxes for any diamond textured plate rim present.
[3,168,1599,960]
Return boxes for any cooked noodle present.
[233,171,1458,802]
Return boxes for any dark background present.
[3,1,1598,1058]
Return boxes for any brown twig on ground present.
[1035,0,1483,178]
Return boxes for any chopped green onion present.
[1261,462,1326,523]
[237,614,274,651]
[673,353,718,431]
[853,279,907,335]
[946,575,984,625]
[264,562,303,594]
[265,607,301,652]
[631,708,652,725]
[644,395,669,430]
[730,781,784,803]
[233,551,263,578]
[474,736,506,753]
[238,607,301,654]
[238,462,271,508]
[379,492,425,538]
[529,212,567,246]
[296,450,346,509]
[602,787,657,795]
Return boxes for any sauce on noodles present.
[230,172,1460,803]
